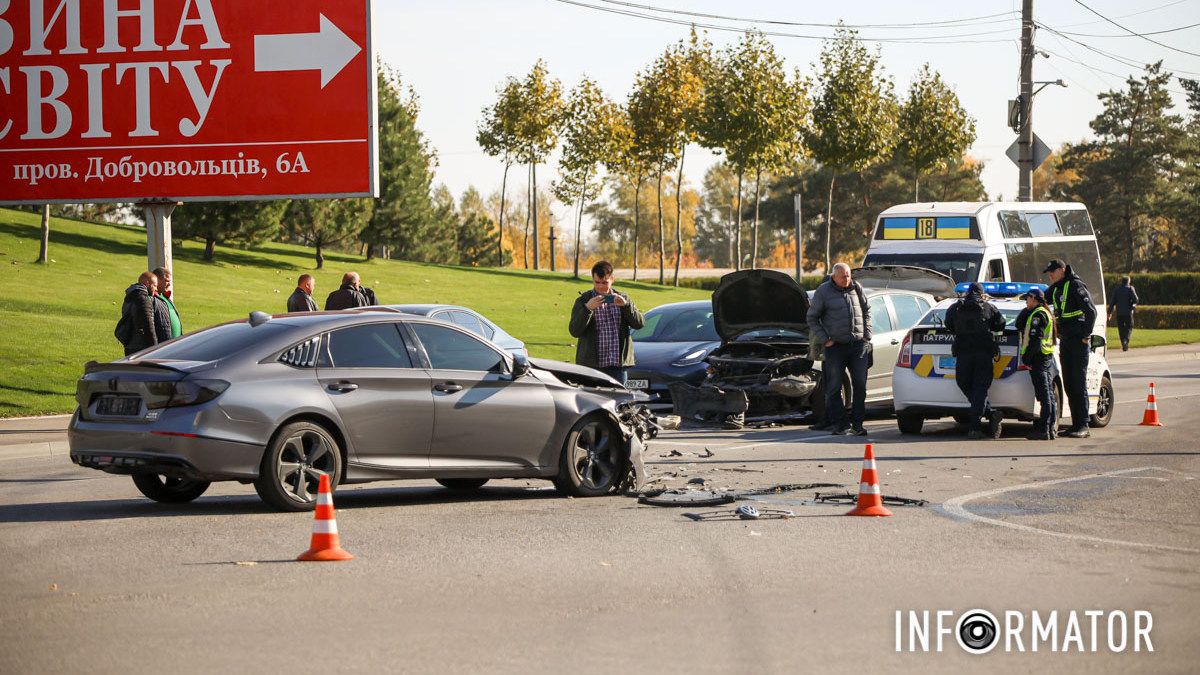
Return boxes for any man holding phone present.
[569,260,645,384]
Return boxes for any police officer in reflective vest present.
[945,282,1007,439]
[1044,259,1098,438]
[1017,288,1057,440]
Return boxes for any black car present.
[626,300,720,407]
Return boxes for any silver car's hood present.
[529,358,626,390]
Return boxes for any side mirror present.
[511,353,531,379]
[1090,334,1106,352]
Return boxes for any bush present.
[1128,305,1200,329]
[1104,273,1200,306]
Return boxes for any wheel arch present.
[269,412,350,483]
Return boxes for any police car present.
[892,282,1115,435]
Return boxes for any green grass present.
[0,208,710,417]
[1105,327,1200,349]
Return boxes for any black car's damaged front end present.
[668,270,819,425]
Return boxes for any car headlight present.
[671,349,709,367]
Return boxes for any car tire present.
[254,421,343,512]
[897,413,923,435]
[436,478,488,490]
[810,374,852,424]
[553,416,625,498]
[131,474,210,503]
[1089,375,1114,428]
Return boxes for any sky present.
[377,0,1200,233]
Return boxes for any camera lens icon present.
[955,609,999,654]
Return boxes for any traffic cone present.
[297,474,354,561]
[1139,382,1164,427]
[847,444,893,517]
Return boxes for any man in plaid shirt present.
[568,260,645,384]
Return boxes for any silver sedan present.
[69,311,637,511]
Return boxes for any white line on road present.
[1116,391,1200,406]
[942,467,1200,554]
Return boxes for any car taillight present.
[897,332,912,368]
[145,379,230,409]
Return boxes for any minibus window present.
[999,211,1030,238]
[986,259,1005,281]
[1057,209,1095,236]
[1026,212,1062,237]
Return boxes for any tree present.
[628,57,680,284]
[895,64,976,202]
[459,187,509,267]
[37,204,49,264]
[477,77,523,266]
[806,26,899,271]
[286,198,373,269]
[603,105,648,278]
[174,200,289,262]
[512,60,564,270]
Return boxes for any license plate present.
[95,395,141,416]
[938,356,957,371]
[626,379,649,390]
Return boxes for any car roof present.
[931,297,1025,310]
[383,304,457,315]
[645,299,712,312]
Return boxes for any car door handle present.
[890,338,900,345]
[433,382,463,393]
[327,381,358,393]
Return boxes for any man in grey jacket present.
[806,263,872,436]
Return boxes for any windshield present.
[137,323,287,361]
[734,328,808,341]
[861,253,983,284]
[632,305,719,343]
[920,307,1023,329]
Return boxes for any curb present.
[0,441,70,463]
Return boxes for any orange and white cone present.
[1139,382,1164,427]
[297,474,354,562]
[847,444,893,517]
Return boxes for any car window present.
[631,312,664,341]
[1026,212,1061,237]
[449,311,487,338]
[869,296,893,334]
[633,306,719,342]
[139,322,288,361]
[890,294,926,330]
[322,323,412,368]
[411,323,506,372]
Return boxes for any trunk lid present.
[76,360,196,421]
[852,265,956,298]
[711,270,810,342]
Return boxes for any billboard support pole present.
[140,200,181,296]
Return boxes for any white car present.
[891,282,1115,435]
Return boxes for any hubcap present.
[277,430,336,503]
[572,421,617,490]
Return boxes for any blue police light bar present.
[954,281,1048,297]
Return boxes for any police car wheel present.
[897,413,923,435]
[1089,375,1114,428]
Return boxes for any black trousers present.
[954,350,996,429]
[1060,338,1091,430]
[1116,314,1133,347]
[1028,354,1056,433]
[824,340,869,429]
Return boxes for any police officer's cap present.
[1020,287,1046,301]
[1042,259,1066,273]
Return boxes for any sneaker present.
[1064,427,1091,439]
[987,411,1004,439]
[1025,431,1049,441]
[843,426,868,437]
[967,429,985,440]
[809,421,833,432]
[830,425,850,436]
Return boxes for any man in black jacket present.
[945,282,1007,439]
[1107,276,1139,351]
[119,272,160,356]
[1045,259,1098,438]
[287,274,319,312]
[324,272,368,310]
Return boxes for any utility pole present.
[1018,0,1034,201]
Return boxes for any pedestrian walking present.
[287,274,319,312]
[806,263,872,436]
[152,266,182,339]
[324,272,368,310]
[568,260,645,385]
[115,272,160,356]
[1045,259,1098,438]
[1107,276,1139,351]
[1016,288,1057,440]
[945,283,1007,439]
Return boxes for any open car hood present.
[529,357,625,390]
[852,265,956,298]
[711,270,810,342]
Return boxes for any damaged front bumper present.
[668,374,817,421]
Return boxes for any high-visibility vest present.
[1053,280,1084,320]
[1021,305,1055,356]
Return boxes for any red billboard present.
[0,0,376,204]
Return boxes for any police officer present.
[944,282,1006,439]
[1016,288,1057,441]
[1044,259,1097,438]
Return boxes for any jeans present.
[1060,338,1091,430]
[1028,354,1056,434]
[600,366,627,385]
[954,350,996,430]
[823,340,868,429]
[1116,314,1133,348]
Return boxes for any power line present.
[592,0,1018,29]
[1072,0,1200,57]
[1052,21,1200,38]
[1055,0,1195,28]
[1037,22,1200,77]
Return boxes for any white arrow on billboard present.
[254,15,362,88]
[1006,134,1052,171]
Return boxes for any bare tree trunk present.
[204,235,216,262]
[751,167,762,270]
[825,174,836,272]
[673,147,685,287]
[656,169,665,284]
[498,160,510,267]
[574,170,588,279]
[914,175,920,202]
[633,178,642,281]
[734,170,744,271]
[532,162,540,270]
[38,204,49,263]
[315,241,324,269]
[523,163,531,269]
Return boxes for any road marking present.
[1116,391,1200,406]
[942,466,1200,554]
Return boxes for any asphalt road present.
[2,346,1198,673]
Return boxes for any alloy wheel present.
[571,420,617,491]
[277,429,337,504]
